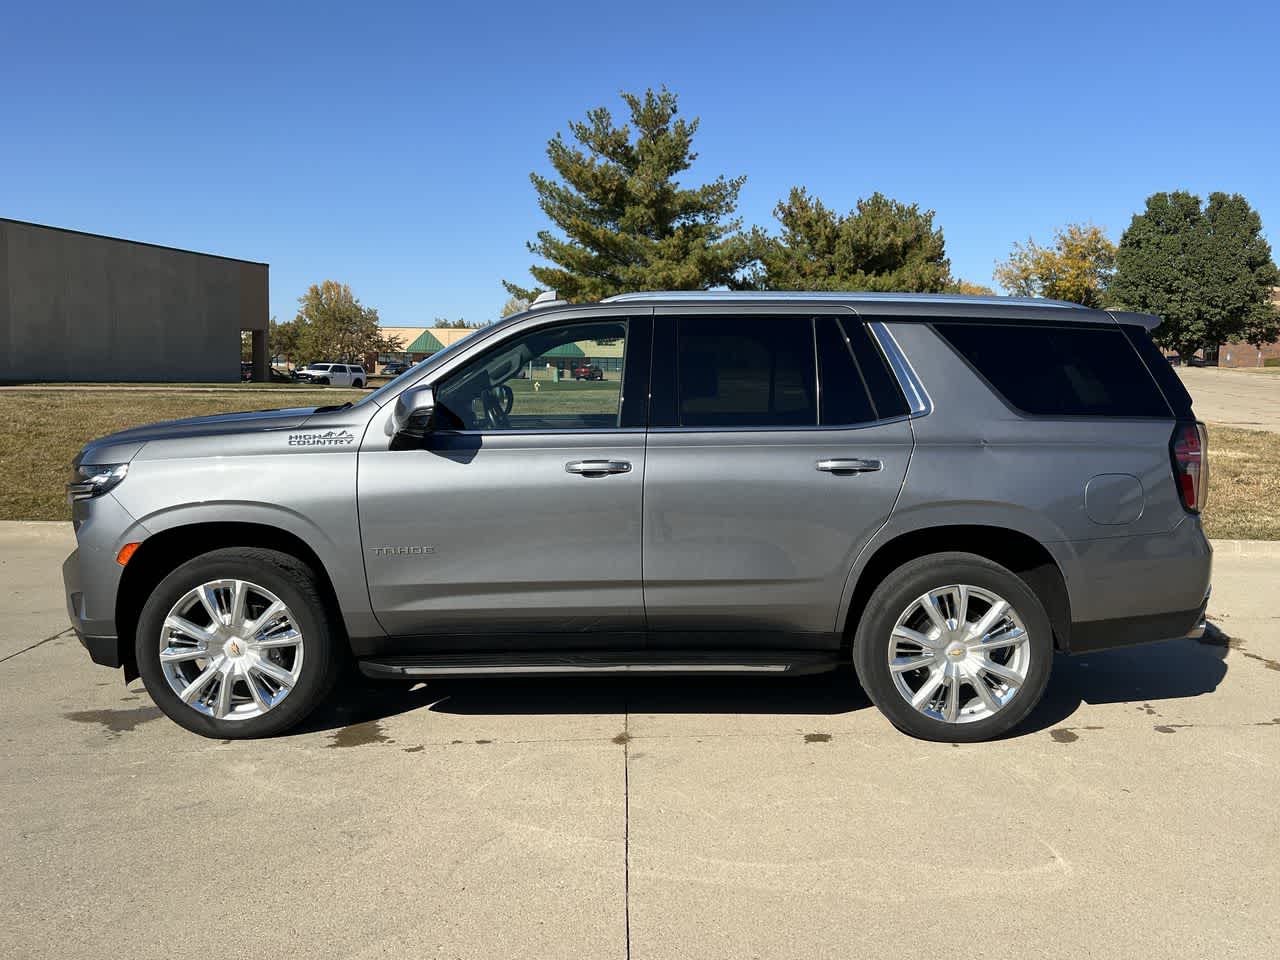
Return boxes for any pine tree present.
[749,188,952,292]
[504,88,758,301]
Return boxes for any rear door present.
[642,308,913,649]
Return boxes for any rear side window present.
[676,317,815,427]
[817,318,875,425]
[1119,324,1194,419]
[834,319,910,421]
[934,323,1172,418]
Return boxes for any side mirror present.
[389,385,435,446]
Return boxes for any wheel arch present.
[115,522,349,676]
[840,525,1072,652]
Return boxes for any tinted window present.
[676,317,815,427]
[934,323,1172,418]
[816,318,875,425]
[847,320,910,419]
[1119,324,1194,419]
[436,320,627,431]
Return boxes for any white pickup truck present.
[296,363,366,387]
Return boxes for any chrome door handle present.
[816,458,882,474]
[565,459,632,476]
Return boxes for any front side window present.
[676,316,816,427]
[435,320,627,431]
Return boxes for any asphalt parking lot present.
[1177,367,1280,433]
[1,521,1277,959]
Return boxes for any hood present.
[75,406,322,465]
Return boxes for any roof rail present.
[599,290,1089,309]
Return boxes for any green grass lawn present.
[2,385,1276,539]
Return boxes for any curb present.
[1209,539,1280,557]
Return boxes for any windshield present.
[310,364,330,371]
[358,326,490,408]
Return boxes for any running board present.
[357,650,840,679]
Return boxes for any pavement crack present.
[623,685,631,960]
[0,627,73,665]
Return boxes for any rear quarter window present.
[933,322,1172,418]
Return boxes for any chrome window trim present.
[868,321,932,418]
[430,428,646,438]
[644,417,915,436]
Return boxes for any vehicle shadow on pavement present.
[290,668,873,736]
[1016,630,1229,736]
[292,632,1228,739]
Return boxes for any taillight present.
[1170,422,1209,513]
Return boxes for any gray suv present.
[62,293,1212,742]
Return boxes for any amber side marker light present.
[116,542,142,566]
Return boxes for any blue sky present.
[3,0,1277,326]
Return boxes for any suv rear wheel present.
[853,552,1053,742]
[135,548,341,739]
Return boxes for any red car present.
[572,362,604,381]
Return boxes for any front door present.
[642,310,913,649]
[358,314,650,649]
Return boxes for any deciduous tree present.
[1108,192,1280,359]
[949,280,996,295]
[501,295,529,317]
[269,317,302,364]
[749,189,952,292]
[994,223,1115,307]
[294,281,401,363]
[504,87,758,301]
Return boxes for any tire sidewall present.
[135,549,337,739]
[854,552,1054,742]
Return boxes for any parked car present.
[381,361,411,376]
[62,292,1210,742]
[573,361,604,380]
[295,363,366,387]
[244,363,297,383]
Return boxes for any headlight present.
[67,463,129,502]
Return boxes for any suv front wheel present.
[854,552,1053,742]
[135,548,341,739]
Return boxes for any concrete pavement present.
[1,522,1277,959]
[1178,367,1280,433]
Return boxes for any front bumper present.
[62,549,123,667]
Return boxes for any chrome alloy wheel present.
[158,579,304,721]
[887,584,1031,725]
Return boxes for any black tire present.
[353,379,364,389]
[853,552,1053,742]
[317,377,329,385]
[135,548,342,739]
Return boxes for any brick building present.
[1214,288,1280,367]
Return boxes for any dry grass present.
[2,391,1277,540]
[0,388,360,521]
[1202,423,1280,540]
